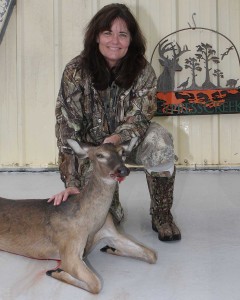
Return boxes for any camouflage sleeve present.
[114,62,157,143]
[55,62,84,188]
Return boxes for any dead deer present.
[0,139,157,294]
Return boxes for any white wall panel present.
[0,0,239,168]
[218,0,240,165]
[0,5,18,166]
[16,1,56,166]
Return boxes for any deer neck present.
[83,173,117,206]
[77,174,117,232]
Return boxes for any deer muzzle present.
[111,166,130,183]
[116,166,130,177]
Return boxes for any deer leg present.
[94,214,157,264]
[46,244,101,294]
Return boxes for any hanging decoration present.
[151,13,240,116]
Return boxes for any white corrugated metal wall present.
[0,0,239,168]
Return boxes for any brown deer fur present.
[0,139,157,294]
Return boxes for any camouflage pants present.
[59,122,175,223]
[125,122,175,223]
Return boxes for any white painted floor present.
[0,170,240,300]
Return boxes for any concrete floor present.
[0,170,240,300]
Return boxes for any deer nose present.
[117,166,130,177]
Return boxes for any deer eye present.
[122,150,127,159]
[96,153,104,159]
[118,149,126,159]
[120,149,126,156]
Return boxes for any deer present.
[157,39,190,92]
[0,139,157,294]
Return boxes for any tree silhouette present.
[184,57,202,89]
[213,69,224,87]
[195,43,220,89]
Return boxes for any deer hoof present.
[46,268,63,276]
[100,245,116,253]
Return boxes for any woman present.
[49,3,181,241]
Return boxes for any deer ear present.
[67,139,89,159]
[158,58,165,66]
[121,137,138,154]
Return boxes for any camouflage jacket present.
[55,55,157,188]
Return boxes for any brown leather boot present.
[146,167,181,241]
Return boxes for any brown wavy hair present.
[81,3,147,90]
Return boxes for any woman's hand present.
[103,134,121,145]
[48,187,80,206]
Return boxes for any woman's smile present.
[97,18,131,68]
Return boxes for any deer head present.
[66,138,138,183]
[158,39,190,72]
[157,39,190,91]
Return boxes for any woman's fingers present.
[48,187,80,205]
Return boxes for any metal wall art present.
[0,0,16,44]
[151,14,240,116]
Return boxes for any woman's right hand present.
[48,187,80,206]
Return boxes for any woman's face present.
[97,18,131,68]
